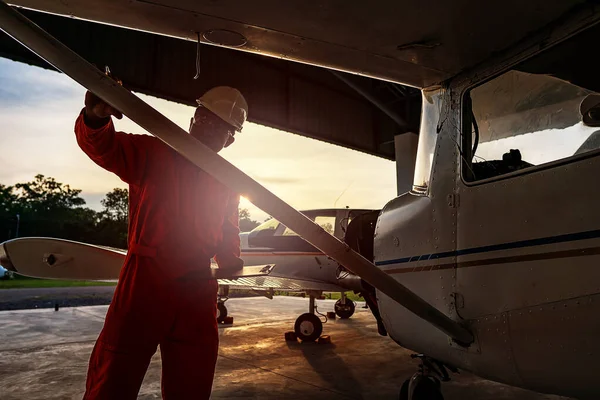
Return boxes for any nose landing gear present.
[334,292,356,319]
[399,354,458,400]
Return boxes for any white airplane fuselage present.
[233,209,372,292]
[374,13,600,398]
[240,234,338,286]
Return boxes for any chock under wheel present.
[285,331,298,341]
[326,311,336,319]
[317,335,331,344]
[221,316,234,325]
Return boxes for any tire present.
[399,380,409,400]
[294,313,323,342]
[399,377,444,400]
[335,299,356,319]
[216,302,227,323]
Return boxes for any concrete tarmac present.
[0,297,572,399]
[0,286,115,310]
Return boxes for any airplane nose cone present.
[0,241,15,271]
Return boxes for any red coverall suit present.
[75,110,240,399]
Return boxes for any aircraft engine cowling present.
[335,267,364,292]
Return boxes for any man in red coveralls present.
[75,86,248,399]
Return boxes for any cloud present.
[0,59,398,219]
[80,192,109,210]
[250,175,300,185]
[0,58,82,107]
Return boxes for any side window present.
[462,25,600,182]
[315,216,335,235]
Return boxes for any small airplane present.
[1,2,599,399]
[219,208,382,339]
[0,208,384,341]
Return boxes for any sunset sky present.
[0,58,398,222]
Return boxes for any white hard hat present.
[196,86,248,131]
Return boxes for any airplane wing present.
[217,276,344,292]
[0,237,342,293]
[0,237,274,281]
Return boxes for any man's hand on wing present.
[84,90,123,127]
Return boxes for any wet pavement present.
[0,297,571,399]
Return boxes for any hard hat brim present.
[581,94,600,127]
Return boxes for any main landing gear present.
[216,285,232,324]
[294,291,326,342]
[216,300,228,323]
[398,354,458,400]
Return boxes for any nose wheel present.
[334,294,355,319]
[399,376,443,400]
[398,354,455,400]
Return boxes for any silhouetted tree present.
[0,175,260,250]
[0,184,19,241]
[239,208,259,232]
[96,188,129,248]
[11,175,90,239]
[100,188,128,223]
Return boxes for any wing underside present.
[217,276,344,292]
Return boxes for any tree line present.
[0,174,260,249]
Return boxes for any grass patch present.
[0,275,116,289]
[323,292,364,302]
[274,291,364,302]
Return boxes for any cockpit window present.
[281,214,335,236]
[281,226,298,236]
[462,24,600,182]
[250,218,280,234]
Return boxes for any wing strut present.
[0,1,473,345]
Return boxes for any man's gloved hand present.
[84,90,123,128]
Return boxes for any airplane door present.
[454,45,600,392]
[456,67,600,320]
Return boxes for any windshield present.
[282,216,335,236]
[250,218,280,234]
[257,212,337,236]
